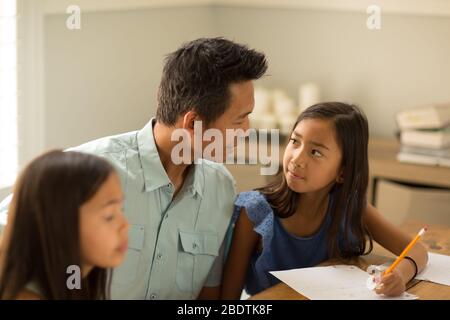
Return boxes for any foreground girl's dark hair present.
[0,150,115,299]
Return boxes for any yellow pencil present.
[383,226,427,276]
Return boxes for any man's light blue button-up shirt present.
[0,119,236,299]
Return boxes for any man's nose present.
[120,215,130,234]
[242,118,250,132]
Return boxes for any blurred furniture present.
[368,138,450,226]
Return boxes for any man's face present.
[204,80,255,161]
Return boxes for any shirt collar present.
[137,118,204,198]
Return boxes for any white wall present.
[215,6,450,137]
[43,5,450,150]
[44,7,215,149]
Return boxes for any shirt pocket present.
[176,230,219,293]
[112,224,145,285]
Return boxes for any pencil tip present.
[419,226,428,236]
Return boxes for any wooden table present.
[249,220,450,300]
[367,138,450,205]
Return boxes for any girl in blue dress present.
[222,102,428,299]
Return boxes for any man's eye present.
[105,214,115,222]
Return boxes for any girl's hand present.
[375,269,406,297]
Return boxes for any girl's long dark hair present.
[257,102,373,259]
[0,150,115,299]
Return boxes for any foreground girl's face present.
[283,118,343,194]
[80,172,129,274]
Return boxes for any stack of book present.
[396,103,450,167]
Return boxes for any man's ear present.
[181,111,199,132]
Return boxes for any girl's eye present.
[290,138,300,146]
[311,149,323,157]
[105,214,115,222]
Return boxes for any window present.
[0,0,18,188]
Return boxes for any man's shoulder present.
[67,130,138,156]
[198,159,235,186]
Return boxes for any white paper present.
[270,265,418,300]
[415,252,450,286]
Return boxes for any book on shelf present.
[399,145,450,158]
[400,126,450,149]
[397,145,450,168]
[396,103,450,130]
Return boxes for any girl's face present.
[80,172,129,275]
[283,118,343,194]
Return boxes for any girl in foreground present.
[0,150,129,299]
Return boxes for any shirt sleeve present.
[233,191,271,227]
[203,238,226,287]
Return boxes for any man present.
[0,37,267,299]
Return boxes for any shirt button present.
[150,294,157,300]
[157,253,163,260]
[192,243,198,249]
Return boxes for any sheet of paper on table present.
[416,252,450,286]
[270,265,418,300]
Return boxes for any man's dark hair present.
[156,37,268,126]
